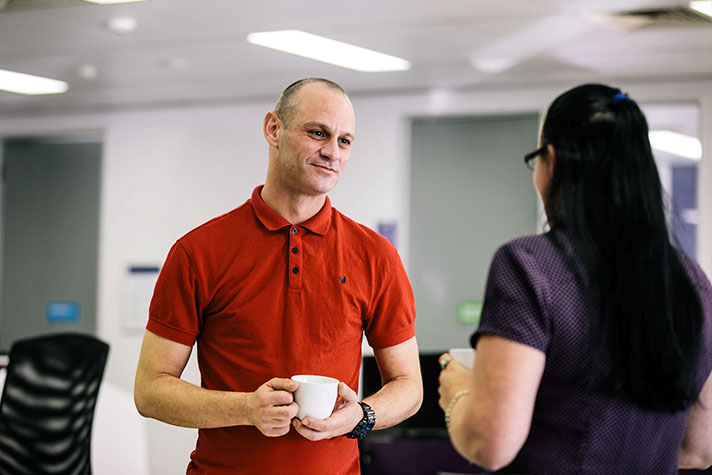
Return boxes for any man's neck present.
[260,184,326,225]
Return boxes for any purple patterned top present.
[472,230,712,474]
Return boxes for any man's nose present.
[320,137,341,161]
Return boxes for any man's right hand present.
[246,378,300,437]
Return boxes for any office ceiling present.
[0,0,711,117]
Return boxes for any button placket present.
[288,226,302,290]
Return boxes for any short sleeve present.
[679,252,712,392]
[472,242,551,353]
[146,241,203,346]
[364,249,416,349]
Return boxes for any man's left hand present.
[292,382,363,441]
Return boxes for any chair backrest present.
[0,333,109,475]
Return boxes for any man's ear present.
[263,111,282,147]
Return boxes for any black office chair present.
[0,333,109,475]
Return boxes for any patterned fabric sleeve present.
[679,252,712,393]
[471,240,552,353]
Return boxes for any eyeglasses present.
[523,145,547,171]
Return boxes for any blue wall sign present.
[46,300,81,324]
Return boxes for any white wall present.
[1,79,710,474]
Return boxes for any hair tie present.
[611,92,629,105]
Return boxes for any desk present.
[359,436,712,474]
[359,436,483,475]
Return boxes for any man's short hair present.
[274,78,346,127]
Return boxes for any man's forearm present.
[363,375,423,430]
[135,373,250,429]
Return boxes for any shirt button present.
[291,227,298,235]
[292,267,299,274]
[291,247,298,254]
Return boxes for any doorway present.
[409,114,540,352]
[642,102,701,260]
[0,136,102,350]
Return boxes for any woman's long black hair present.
[542,84,703,412]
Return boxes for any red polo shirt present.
[147,185,416,474]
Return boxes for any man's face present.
[274,83,356,196]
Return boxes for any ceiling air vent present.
[588,6,712,31]
[0,0,85,12]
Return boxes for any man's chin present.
[306,178,339,195]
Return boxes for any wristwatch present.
[344,401,376,440]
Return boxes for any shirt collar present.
[250,185,332,236]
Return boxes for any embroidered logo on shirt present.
[338,276,347,284]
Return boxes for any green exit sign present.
[457,300,482,326]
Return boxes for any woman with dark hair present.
[438,84,712,473]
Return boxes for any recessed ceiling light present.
[649,130,702,160]
[0,68,68,95]
[83,0,147,4]
[158,57,188,71]
[76,63,98,80]
[690,0,712,17]
[246,30,411,72]
[471,57,517,74]
[106,16,138,34]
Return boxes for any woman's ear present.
[263,111,282,147]
[545,143,557,178]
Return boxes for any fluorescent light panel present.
[690,1,712,17]
[649,130,702,160]
[0,69,68,95]
[83,0,147,4]
[246,30,410,72]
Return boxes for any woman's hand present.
[438,352,473,411]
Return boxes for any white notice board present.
[126,266,160,330]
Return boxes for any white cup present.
[449,348,475,370]
[291,375,339,420]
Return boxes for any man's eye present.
[310,130,325,137]
[339,138,351,146]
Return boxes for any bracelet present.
[444,390,470,430]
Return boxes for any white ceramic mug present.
[449,348,475,370]
[291,374,339,420]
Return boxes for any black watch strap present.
[345,401,376,440]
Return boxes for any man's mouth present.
[312,163,338,173]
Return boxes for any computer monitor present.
[361,352,449,438]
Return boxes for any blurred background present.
[0,0,710,473]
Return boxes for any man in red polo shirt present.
[134,78,423,474]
